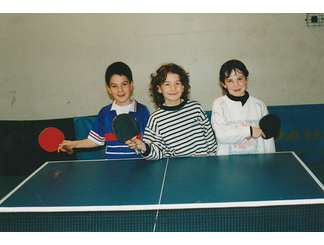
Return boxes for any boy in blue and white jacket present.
[58,61,150,159]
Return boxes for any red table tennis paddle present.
[38,127,65,152]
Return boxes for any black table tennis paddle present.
[259,114,281,139]
[112,113,140,143]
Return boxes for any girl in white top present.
[211,59,275,155]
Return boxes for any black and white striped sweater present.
[142,100,218,160]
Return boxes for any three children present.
[60,59,275,159]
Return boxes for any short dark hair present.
[150,63,191,108]
[219,59,249,94]
[105,61,133,86]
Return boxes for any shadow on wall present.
[0,119,76,176]
[268,104,324,166]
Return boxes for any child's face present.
[157,73,184,106]
[106,74,134,106]
[222,69,247,97]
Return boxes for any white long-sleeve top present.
[211,94,275,155]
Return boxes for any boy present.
[211,59,275,155]
[58,61,150,159]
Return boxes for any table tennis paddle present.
[112,114,140,143]
[259,114,281,139]
[38,127,65,152]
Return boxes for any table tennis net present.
[1,204,323,231]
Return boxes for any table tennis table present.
[0,151,324,231]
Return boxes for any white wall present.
[1,14,324,120]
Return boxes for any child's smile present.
[222,70,247,97]
[157,73,184,106]
[107,74,134,106]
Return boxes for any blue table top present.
[1,152,324,211]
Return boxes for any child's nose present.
[170,84,177,90]
[233,80,240,87]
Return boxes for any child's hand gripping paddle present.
[38,127,65,152]
[112,114,140,143]
[259,114,281,139]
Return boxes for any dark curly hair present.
[150,63,191,108]
[219,59,249,95]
